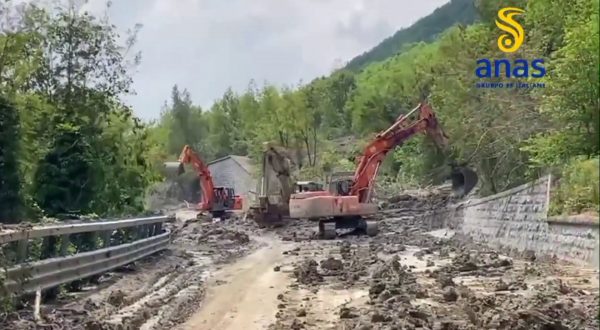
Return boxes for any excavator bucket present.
[449,166,478,197]
[162,161,185,180]
[248,197,288,228]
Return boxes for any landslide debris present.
[270,188,599,330]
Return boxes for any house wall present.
[208,158,257,211]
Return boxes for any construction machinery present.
[248,142,293,227]
[296,181,324,192]
[288,102,478,239]
[248,143,325,227]
[163,145,243,218]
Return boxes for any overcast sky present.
[79,0,448,120]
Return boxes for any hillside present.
[344,0,478,72]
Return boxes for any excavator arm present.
[179,145,216,211]
[262,142,295,204]
[349,102,476,203]
[164,145,215,211]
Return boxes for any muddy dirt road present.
[3,197,599,330]
[178,236,296,330]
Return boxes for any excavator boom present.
[289,101,478,239]
[350,102,474,203]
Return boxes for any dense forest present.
[0,0,598,226]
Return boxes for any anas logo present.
[496,7,525,53]
[474,6,546,88]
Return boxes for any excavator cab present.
[211,187,236,217]
[295,181,324,193]
[325,172,354,196]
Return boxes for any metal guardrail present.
[0,215,171,244]
[1,215,175,296]
[4,230,170,294]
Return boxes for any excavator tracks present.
[317,218,379,239]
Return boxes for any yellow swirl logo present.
[496,7,525,53]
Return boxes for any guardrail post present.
[40,236,59,300]
[17,239,28,263]
[124,227,137,243]
[60,234,70,256]
[90,232,99,249]
[88,232,101,284]
[138,225,149,238]
[153,223,162,236]
[102,230,111,248]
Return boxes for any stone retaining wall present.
[424,175,599,269]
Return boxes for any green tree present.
[0,96,23,222]
[33,123,94,216]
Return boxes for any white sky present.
[78,0,448,120]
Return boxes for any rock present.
[293,259,323,285]
[443,287,458,302]
[296,309,307,317]
[274,266,281,272]
[523,250,536,262]
[320,257,344,271]
[408,308,430,320]
[340,307,359,319]
[371,312,391,323]
[369,282,386,297]
[458,261,478,272]
[107,290,126,307]
[415,288,429,298]
[494,279,509,291]
[290,319,305,329]
[437,274,455,288]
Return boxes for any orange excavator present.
[289,102,478,238]
[163,145,243,218]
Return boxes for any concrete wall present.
[423,175,599,269]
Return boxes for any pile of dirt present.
[320,257,343,273]
[431,249,515,279]
[386,186,456,211]
[272,205,599,330]
[467,279,597,329]
[340,256,444,329]
[293,259,323,285]
[196,227,250,245]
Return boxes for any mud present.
[3,187,599,330]
[268,206,599,330]
[1,210,257,330]
[294,259,324,285]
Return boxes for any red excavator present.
[163,145,243,218]
[288,102,478,238]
